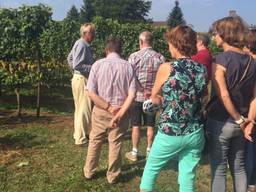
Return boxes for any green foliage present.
[209,40,223,56]
[0,4,171,113]
[167,0,186,28]
[65,5,80,22]
[0,4,52,89]
[80,0,152,23]
[80,0,95,23]
[0,117,234,191]
[92,17,169,59]
[40,19,79,87]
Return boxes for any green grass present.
[0,118,221,192]
[0,87,234,192]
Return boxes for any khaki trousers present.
[84,107,129,183]
[71,74,91,145]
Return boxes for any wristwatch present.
[235,115,245,125]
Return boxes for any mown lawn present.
[0,88,233,192]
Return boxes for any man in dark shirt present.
[67,23,95,145]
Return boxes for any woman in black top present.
[207,17,256,192]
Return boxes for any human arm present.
[73,42,92,74]
[213,63,247,126]
[67,50,73,69]
[109,91,136,128]
[109,65,137,128]
[243,87,256,141]
[86,63,119,114]
[87,91,120,114]
[150,63,171,105]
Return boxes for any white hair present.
[139,31,153,45]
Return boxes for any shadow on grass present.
[123,129,147,141]
[1,86,74,114]
[0,115,55,126]
[0,131,53,149]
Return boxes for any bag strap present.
[238,55,252,84]
[206,55,252,113]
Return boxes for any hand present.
[109,114,122,128]
[242,121,255,142]
[151,95,163,105]
[240,118,251,131]
[144,90,151,99]
[108,106,121,115]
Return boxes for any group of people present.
[67,16,256,192]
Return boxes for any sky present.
[1,0,256,32]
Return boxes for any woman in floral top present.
[140,26,207,192]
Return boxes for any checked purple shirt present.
[87,52,137,107]
[128,47,165,102]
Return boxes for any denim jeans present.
[245,131,256,185]
[206,118,247,192]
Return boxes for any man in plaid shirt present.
[125,31,165,161]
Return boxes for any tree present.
[66,5,79,22]
[0,4,52,116]
[167,0,186,28]
[80,0,95,23]
[89,0,151,23]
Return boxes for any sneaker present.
[125,151,138,162]
[247,185,256,192]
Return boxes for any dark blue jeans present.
[206,118,247,192]
[245,131,256,186]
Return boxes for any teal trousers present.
[140,128,205,192]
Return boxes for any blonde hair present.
[80,23,95,37]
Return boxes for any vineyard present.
[0,4,231,192]
[0,4,222,117]
[0,4,170,117]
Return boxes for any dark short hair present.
[212,17,248,48]
[197,33,210,47]
[246,29,256,54]
[105,37,122,55]
[165,25,197,57]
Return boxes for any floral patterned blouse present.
[158,58,207,136]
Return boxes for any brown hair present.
[212,17,248,48]
[246,29,256,54]
[197,33,210,47]
[105,37,123,55]
[165,25,197,57]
